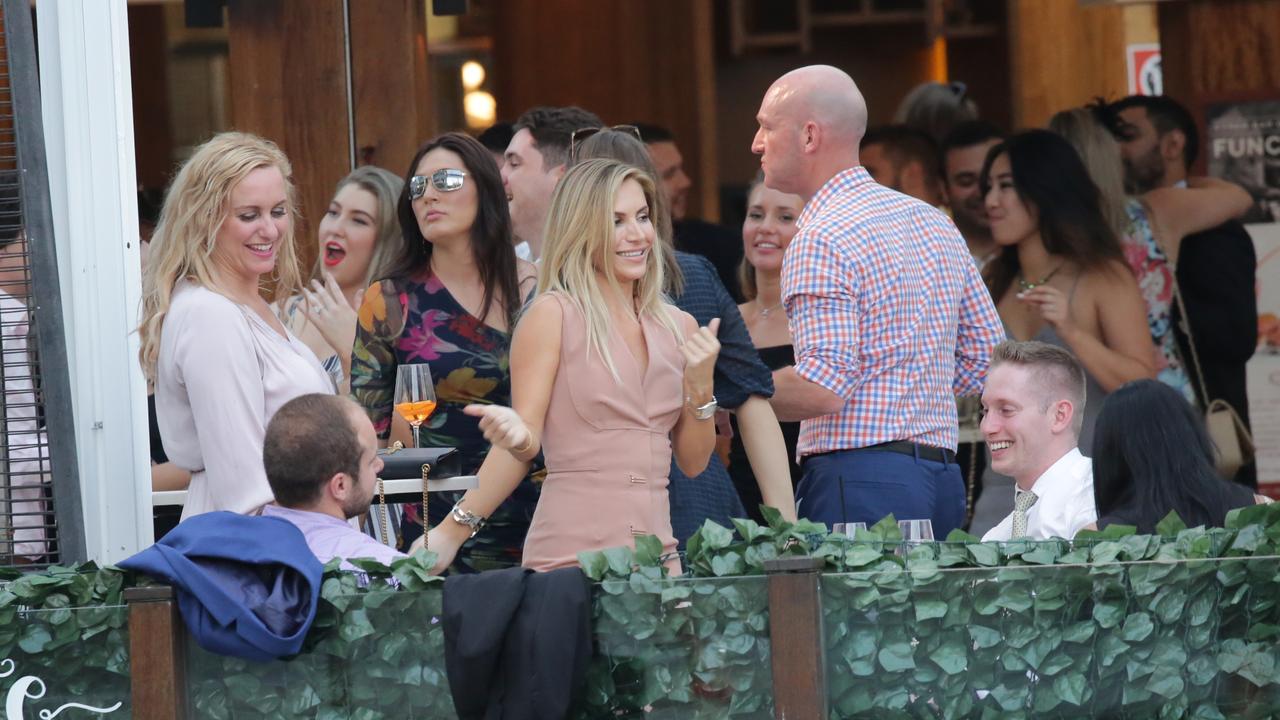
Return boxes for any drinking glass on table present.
[898,519,935,544]
[394,363,437,448]
[832,522,868,538]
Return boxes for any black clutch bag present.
[376,445,460,480]
[371,444,460,549]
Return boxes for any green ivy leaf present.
[602,546,635,577]
[730,517,766,544]
[1155,511,1188,537]
[1122,612,1155,643]
[710,551,746,577]
[1147,671,1185,699]
[1054,671,1088,706]
[18,623,51,653]
[967,543,1000,567]
[632,534,664,567]
[759,504,786,530]
[877,642,915,672]
[914,599,947,622]
[699,521,735,550]
[931,639,968,674]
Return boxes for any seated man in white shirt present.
[980,341,1097,541]
[261,393,408,569]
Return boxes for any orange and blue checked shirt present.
[781,166,1004,457]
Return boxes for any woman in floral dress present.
[351,133,537,572]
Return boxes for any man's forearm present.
[769,366,845,422]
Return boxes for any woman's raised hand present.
[304,272,361,354]
[463,404,533,454]
[681,317,721,400]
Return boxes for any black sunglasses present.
[409,169,468,199]
[569,125,644,161]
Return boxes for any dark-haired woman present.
[981,129,1155,450]
[967,130,1155,537]
[350,132,537,573]
[1088,380,1268,534]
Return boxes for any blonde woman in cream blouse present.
[139,132,333,520]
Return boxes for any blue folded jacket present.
[119,511,323,662]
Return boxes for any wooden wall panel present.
[127,4,174,191]
[1160,0,1280,101]
[349,0,431,175]
[1159,0,1280,174]
[1007,0,1131,128]
[491,0,719,219]
[227,0,350,275]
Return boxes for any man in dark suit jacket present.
[1112,94,1259,487]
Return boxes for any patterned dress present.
[1122,199,1196,405]
[350,267,540,572]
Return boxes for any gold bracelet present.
[513,432,534,456]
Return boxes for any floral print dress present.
[351,267,540,572]
[1122,198,1197,405]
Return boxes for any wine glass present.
[898,519,935,544]
[394,363,437,449]
[832,522,868,539]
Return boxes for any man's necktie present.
[1011,489,1039,538]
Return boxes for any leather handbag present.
[371,444,459,549]
[377,444,460,480]
[1162,246,1256,479]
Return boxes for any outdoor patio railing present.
[5,504,1280,718]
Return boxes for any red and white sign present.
[1127,44,1163,96]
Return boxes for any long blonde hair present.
[537,158,682,380]
[138,132,303,380]
[567,129,684,296]
[1048,108,1132,241]
[307,165,405,288]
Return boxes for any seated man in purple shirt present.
[261,393,406,570]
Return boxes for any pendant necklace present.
[757,301,784,319]
[1017,263,1064,293]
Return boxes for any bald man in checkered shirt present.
[751,66,1004,537]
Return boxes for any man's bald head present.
[753,65,868,199]
[769,65,868,145]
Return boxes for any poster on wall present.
[1126,44,1162,96]
[1207,100,1280,224]
[1247,223,1280,498]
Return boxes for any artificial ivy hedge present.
[4,503,1280,719]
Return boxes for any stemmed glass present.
[832,522,868,538]
[394,363,437,449]
[898,519,935,545]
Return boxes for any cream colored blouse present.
[156,281,333,520]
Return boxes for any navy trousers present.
[796,447,966,538]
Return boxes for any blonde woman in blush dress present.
[139,132,333,520]
[429,159,721,574]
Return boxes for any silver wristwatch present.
[688,395,718,421]
[450,504,487,537]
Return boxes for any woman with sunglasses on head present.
[435,159,720,575]
[277,166,405,394]
[350,133,538,573]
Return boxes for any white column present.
[35,0,152,563]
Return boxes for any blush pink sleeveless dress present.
[522,294,685,574]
